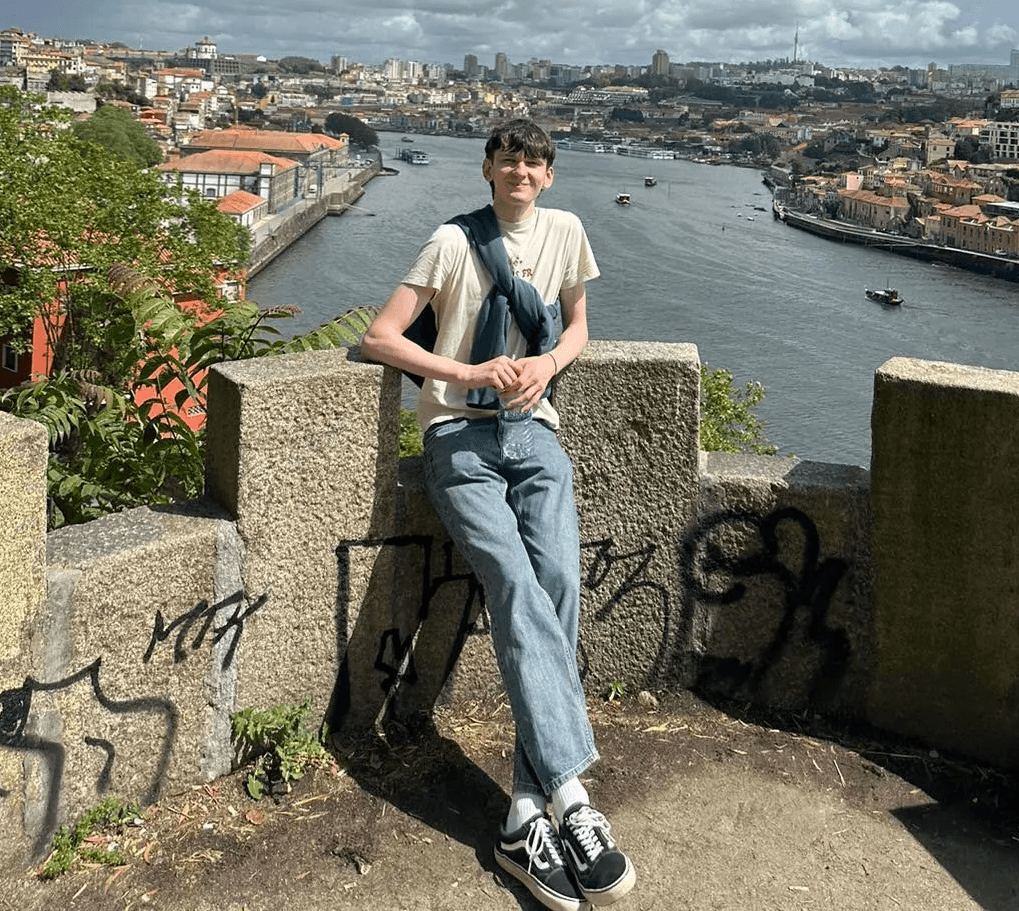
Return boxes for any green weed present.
[230,700,329,800]
[40,796,140,880]
[605,679,626,702]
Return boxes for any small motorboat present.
[865,287,903,306]
[615,193,632,206]
[644,176,657,187]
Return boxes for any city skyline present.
[5,0,1018,72]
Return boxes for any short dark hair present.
[484,119,556,166]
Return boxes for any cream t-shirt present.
[403,207,599,431]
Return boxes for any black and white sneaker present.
[494,812,582,911]
[559,803,636,906]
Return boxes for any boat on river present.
[615,193,632,206]
[396,148,429,165]
[866,287,903,306]
[644,176,657,187]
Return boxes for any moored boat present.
[644,176,657,187]
[396,147,430,165]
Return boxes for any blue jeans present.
[424,417,597,797]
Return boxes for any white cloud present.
[6,0,1018,68]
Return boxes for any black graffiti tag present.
[143,589,270,669]
[681,506,851,698]
[0,658,178,856]
[580,538,673,682]
[333,536,483,725]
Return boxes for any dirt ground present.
[3,690,1018,911]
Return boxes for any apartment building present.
[838,187,911,230]
[983,121,1019,160]
[0,28,30,67]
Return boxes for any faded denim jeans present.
[423,416,597,798]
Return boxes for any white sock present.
[551,777,589,823]
[505,792,545,833]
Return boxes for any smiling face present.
[482,147,554,221]
[481,120,557,222]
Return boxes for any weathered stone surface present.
[0,413,48,865]
[4,344,1019,862]
[869,357,1019,768]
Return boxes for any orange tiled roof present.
[839,188,910,208]
[217,190,267,214]
[185,128,346,155]
[157,148,297,175]
[941,204,984,219]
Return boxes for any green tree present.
[0,87,247,377]
[0,87,258,526]
[72,103,162,167]
[324,112,378,148]
[954,135,991,164]
[46,71,88,92]
[95,81,150,107]
[699,364,777,455]
[277,56,325,75]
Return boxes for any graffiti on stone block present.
[580,538,674,682]
[0,658,178,854]
[680,506,851,700]
[331,535,483,724]
[375,627,419,694]
[333,531,685,716]
[143,589,270,670]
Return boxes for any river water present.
[248,133,1019,468]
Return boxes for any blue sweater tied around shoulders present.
[402,204,560,409]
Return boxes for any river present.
[248,133,1019,469]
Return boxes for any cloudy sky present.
[6,0,1018,70]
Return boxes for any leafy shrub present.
[230,700,329,800]
[1,278,379,528]
[699,363,778,455]
[399,407,423,456]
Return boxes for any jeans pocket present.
[423,418,468,446]
[423,419,467,486]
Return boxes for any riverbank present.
[773,202,1019,282]
[246,158,380,278]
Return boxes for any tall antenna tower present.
[793,24,799,64]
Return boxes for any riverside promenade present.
[772,201,1019,281]
[246,157,381,277]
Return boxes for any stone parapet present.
[2,344,1019,861]
[32,502,239,857]
[0,412,48,865]
[692,453,874,715]
[205,347,402,730]
[869,357,1019,768]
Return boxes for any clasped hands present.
[465,353,556,411]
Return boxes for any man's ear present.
[482,158,493,182]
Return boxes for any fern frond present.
[257,304,302,320]
[260,306,380,357]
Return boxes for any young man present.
[361,119,635,910]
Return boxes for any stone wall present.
[1,344,1017,864]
